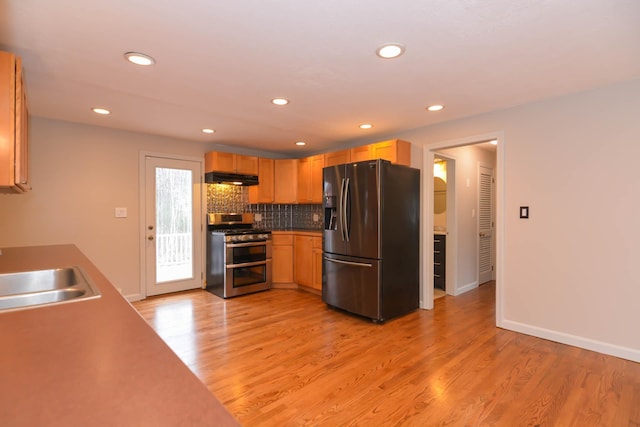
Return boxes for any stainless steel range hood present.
[204,171,259,186]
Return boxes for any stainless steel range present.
[206,213,272,298]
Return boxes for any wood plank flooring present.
[132,283,640,426]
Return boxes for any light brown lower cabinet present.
[272,233,294,285]
[311,236,323,291]
[274,231,322,292]
[294,233,322,292]
[294,235,313,288]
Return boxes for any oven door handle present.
[226,260,269,269]
[226,241,268,248]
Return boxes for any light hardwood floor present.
[132,283,640,426]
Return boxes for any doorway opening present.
[423,133,503,326]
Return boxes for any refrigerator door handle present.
[343,177,350,242]
[339,178,345,241]
[324,256,372,268]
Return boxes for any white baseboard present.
[125,293,144,302]
[501,319,640,363]
[453,280,478,296]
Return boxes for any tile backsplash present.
[206,184,322,230]
[206,184,247,214]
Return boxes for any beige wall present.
[0,118,208,298]
[398,78,640,361]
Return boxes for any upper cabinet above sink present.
[0,51,30,193]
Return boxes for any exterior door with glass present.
[144,155,203,296]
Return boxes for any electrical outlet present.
[313,213,319,222]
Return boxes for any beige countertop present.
[0,245,239,427]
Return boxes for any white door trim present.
[138,151,206,299]
[421,132,505,328]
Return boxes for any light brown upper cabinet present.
[0,51,29,193]
[323,140,411,169]
[248,157,274,204]
[349,145,371,163]
[204,151,259,175]
[274,159,298,203]
[323,149,350,167]
[347,139,412,167]
[297,154,324,203]
[370,139,411,166]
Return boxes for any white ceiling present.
[1,0,639,156]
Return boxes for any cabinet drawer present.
[272,233,294,246]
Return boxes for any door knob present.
[148,225,154,230]
[148,236,154,241]
[479,232,486,237]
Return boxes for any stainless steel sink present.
[0,266,101,311]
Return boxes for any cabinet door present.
[235,155,259,175]
[297,156,311,203]
[349,145,371,163]
[371,139,411,166]
[14,57,28,190]
[310,155,324,203]
[205,151,236,173]
[294,235,313,287]
[0,52,29,192]
[0,52,15,188]
[274,159,298,203]
[311,237,323,290]
[297,155,323,203]
[272,244,294,283]
[249,157,274,203]
[324,149,350,167]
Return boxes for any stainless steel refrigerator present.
[322,159,420,322]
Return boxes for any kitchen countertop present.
[0,245,239,427]
[271,229,322,234]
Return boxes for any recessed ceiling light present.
[376,43,405,59]
[295,141,306,146]
[427,104,444,112]
[92,107,111,115]
[202,128,215,134]
[124,52,155,66]
[359,123,373,129]
[271,98,289,106]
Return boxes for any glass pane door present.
[156,167,193,283]
[144,155,202,296]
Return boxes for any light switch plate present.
[115,207,128,218]
[520,206,529,219]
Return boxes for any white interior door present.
[144,155,203,296]
[478,164,494,284]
